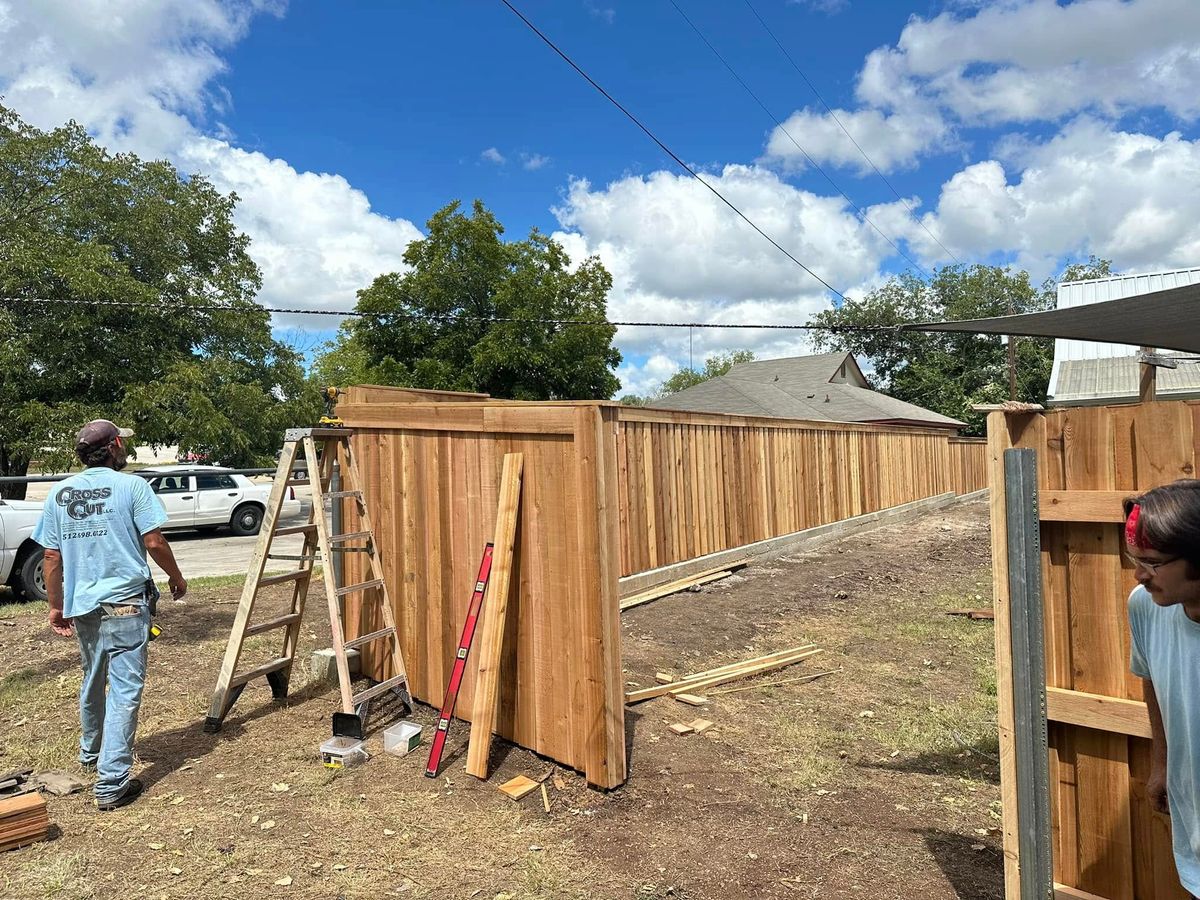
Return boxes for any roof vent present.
[824,394,830,402]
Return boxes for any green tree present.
[0,105,318,497]
[657,349,756,397]
[317,200,622,400]
[809,260,1111,435]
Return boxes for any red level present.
[425,543,495,778]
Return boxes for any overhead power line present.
[741,0,963,266]
[667,0,930,279]
[3,295,899,334]
[496,0,847,300]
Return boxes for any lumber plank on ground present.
[619,558,750,611]
[624,645,816,703]
[667,648,825,696]
[0,792,48,852]
[466,453,524,780]
[624,645,820,704]
[707,667,839,696]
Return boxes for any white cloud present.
[902,118,1200,278]
[788,0,849,14]
[763,104,951,173]
[521,152,551,171]
[0,0,421,328]
[551,165,894,389]
[862,0,1200,124]
[480,146,507,165]
[583,1,615,25]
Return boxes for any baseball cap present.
[76,419,135,453]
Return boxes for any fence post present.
[1003,448,1053,899]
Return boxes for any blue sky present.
[3,0,1200,395]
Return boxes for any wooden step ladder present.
[203,427,411,734]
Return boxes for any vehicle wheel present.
[12,547,47,603]
[229,504,264,537]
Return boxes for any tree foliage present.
[0,104,317,496]
[658,350,756,397]
[315,200,622,401]
[809,259,1112,435]
[617,349,757,407]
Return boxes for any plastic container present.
[320,735,368,768]
[383,721,423,757]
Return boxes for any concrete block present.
[310,647,361,683]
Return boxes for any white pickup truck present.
[0,497,46,602]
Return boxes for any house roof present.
[1049,355,1200,406]
[649,352,965,429]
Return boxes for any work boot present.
[96,778,143,812]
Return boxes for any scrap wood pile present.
[624,644,828,704]
[0,793,48,852]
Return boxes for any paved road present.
[149,506,313,580]
[23,481,318,580]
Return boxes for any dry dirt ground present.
[0,497,1002,900]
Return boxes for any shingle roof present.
[649,353,965,428]
[1049,355,1200,406]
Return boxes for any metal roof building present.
[1047,267,1200,405]
[648,351,965,430]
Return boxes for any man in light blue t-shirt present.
[34,419,188,811]
[1125,481,1200,899]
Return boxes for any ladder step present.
[329,531,371,544]
[267,553,320,562]
[352,674,407,707]
[325,490,363,501]
[343,626,395,651]
[287,479,312,487]
[244,613,302,638]
[258,570,312,588]
[336,578,384,598]
[230,656,292,688]
[275,524,317,537]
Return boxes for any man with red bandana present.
[1125,483,1200,898]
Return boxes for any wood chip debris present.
[497,775,539,801]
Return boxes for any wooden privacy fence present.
[336,388,985,789]
[617,407,986,576]
[990,401,1196,900]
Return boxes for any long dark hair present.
[1124,480,1200,568]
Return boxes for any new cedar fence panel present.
[334,390,984,790]
[949,437,988,497]
[616,407,983,577]
[990,401,1195,900]
[337,399,626,789]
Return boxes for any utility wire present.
[497,0,847,300]
[741,0,963,266]
[1,295,899,333]
[667,0,929,278]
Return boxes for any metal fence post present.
[1004,448,1053,899]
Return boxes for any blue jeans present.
[74,603,149,802]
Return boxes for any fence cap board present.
[339,403,579,434]
[617,405,953,436]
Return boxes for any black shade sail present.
[906,281,1200,354]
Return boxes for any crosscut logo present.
[56,486,113,521]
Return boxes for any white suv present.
[142,466,301,536]
[0,497,46,602]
